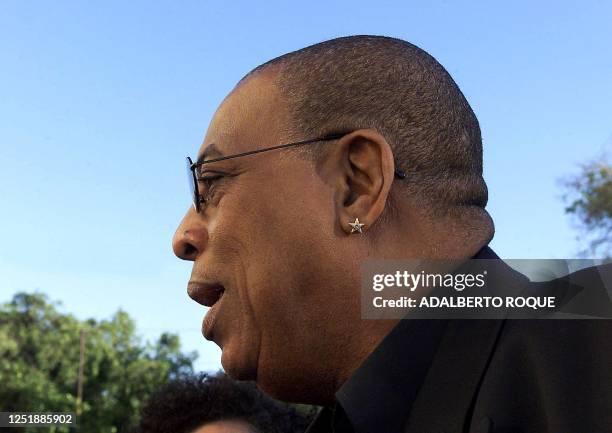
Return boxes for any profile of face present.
[172,69,396,400]
[173,64,402,400]
[191,420,254,433]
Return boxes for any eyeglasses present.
[185,133,407,213]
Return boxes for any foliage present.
[0,292,197,433]
[563,159,612,258]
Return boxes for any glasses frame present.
[186,132,406,212]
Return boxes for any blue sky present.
[1,0,610,372]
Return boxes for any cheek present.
[212,171,340,358]
[238,183,339,330]
[249,197,332,292]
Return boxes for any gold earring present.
[349,217,365,234]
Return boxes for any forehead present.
[198,69,290,160]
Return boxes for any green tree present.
[0,292,197,433]
[563,159,612,258]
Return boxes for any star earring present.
[349,217,365,234]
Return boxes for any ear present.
[325,129,396,235]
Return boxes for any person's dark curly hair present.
[133,372,314,433]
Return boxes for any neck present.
[291,318,400,407]
[377,205,494,260]
[331,319,400,398]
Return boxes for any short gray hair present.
[245,35,489,220]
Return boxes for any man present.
[133,372,312,433]
[172,36,612,432]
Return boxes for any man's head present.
[133,373,312,433]
[172,35,493,403]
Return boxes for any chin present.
[220,343,258,381]
[255,369,315,404]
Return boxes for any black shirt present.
[335,319,448,433]
[306,248,612,433]
[306,246,503,433]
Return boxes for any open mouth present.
[187,281,226,342]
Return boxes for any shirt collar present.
[332,246,502,433]
[335,319,448,433]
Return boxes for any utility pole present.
[76,329,86,416]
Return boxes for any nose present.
[172,207,208,261]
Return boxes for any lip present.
[187,281,225,307]
[202,294,224,341]
[187,281,225,342]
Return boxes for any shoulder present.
[495,263,612,384]
[472,264,612,432]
